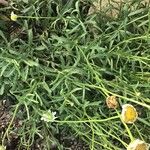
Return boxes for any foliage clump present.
[0,0,150,149]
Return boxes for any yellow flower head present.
[11,11,18,21]
[127,139,149,150]
[121,104,138,124]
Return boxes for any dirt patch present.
[0,100,21,150]
[88,0,150,17]
[0,0,8,6]
[0,99,88,149]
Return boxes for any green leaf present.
[28,29,33,45]
[0,84,5,95]
[35,45,46,51]
[23,60,39,67]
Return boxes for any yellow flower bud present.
[0,145,5,150]
[10,11,18,21]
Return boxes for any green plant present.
[0,0,150,149]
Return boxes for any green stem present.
[18,15,56,19]
[116,110,134,142]
[54,115,119,123]
[2,104,20,146]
